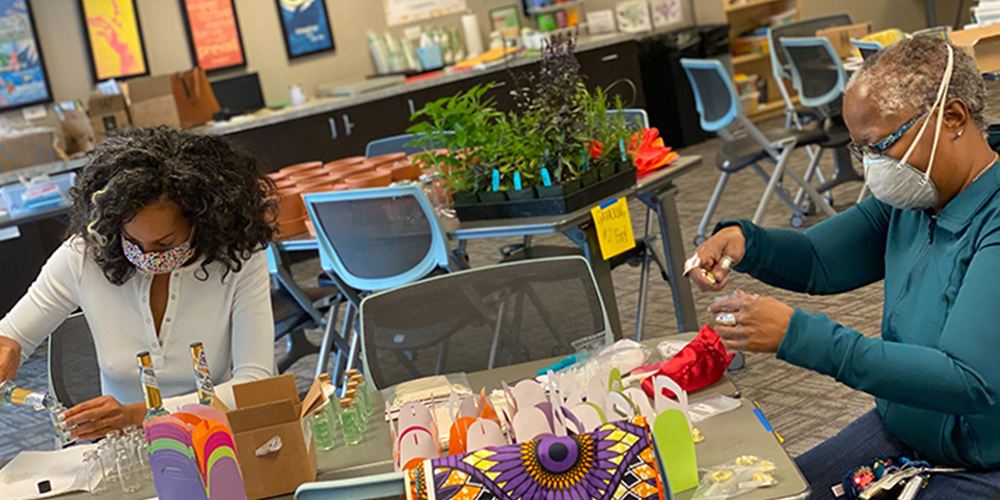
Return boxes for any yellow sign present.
[591,198,636,260]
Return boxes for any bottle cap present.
[345,389,358,399]
[340,398,353,408]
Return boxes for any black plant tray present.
[454,166,638,221]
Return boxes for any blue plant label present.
[492,169,500,191]
[541,168,552,186]
[619,138,627,161]
[514,172,522,190]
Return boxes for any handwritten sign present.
[183,0,245,71]
[591,198,636,260]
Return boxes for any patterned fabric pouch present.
[405,416,665,500]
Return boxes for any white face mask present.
[862,45,954,211]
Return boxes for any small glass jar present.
[97,441,118,484]
[82,450,107,495]
[116,447,141,493]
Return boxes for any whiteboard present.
[383,0,468,26]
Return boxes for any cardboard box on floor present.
[211,373,327,500]
[123,75,182,130]
[88,94,129,144]
[816,22,872,59]
[951,24,1000,74]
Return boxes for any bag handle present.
[177,68,204,103]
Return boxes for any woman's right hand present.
[0,335,22,382]
[686,226,747,292]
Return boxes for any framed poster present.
[276,0,335,59]
[489,6,521,41]
[180,0,246,72]
[78,0,149,81]
[0,0,53,111]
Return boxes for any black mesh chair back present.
[858,46,880,60]
[48,314,101,408]
[307,187,450,292]
[781,38,844,108]
[768,14,853,80]
[681,59,739,131]
[359,256,612,389]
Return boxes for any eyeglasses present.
[850,111,925,161]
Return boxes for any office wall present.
[694,0,968,33]
[27,0,695,114]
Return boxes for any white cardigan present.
[0,238,274,409]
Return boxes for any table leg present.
[562,225,623,339]
[638,186,700,333]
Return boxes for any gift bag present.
[171,67,220,129]
[405,416,665,500]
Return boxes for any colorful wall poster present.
[489,6,521,41]
[276,0,335,59]
[181,0,246,71]
[650,0,682,29]
[384,0,467,27]
[0,0,52,110]
[79,0,149,81]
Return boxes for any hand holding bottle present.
[0,335,21,382]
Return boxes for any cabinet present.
[225,40,647,172]
[576,41,646,110]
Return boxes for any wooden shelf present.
[724,0,787,13]
[527,0,586,15]
[732,52,768,65]
[745,100,786,121]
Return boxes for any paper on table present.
[0,444,99,500]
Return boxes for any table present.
[281,156,703,338]
[53,334,810,500]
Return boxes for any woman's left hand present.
[61,396,146,441]
[708,291,795,353]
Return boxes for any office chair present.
[681,58,837,244]
[851,38,883,60]
[781,37,866,208]
[48,313,101,409]
[304,185,458,389]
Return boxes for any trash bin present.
[638,27,708,149]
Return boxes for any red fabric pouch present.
[641,325,735,399]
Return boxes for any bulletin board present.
[383,0,468,27]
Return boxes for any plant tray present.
[454,167,638,221]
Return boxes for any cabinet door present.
[327,96,414,156]
[224,115,342,172]
[577,41,647,110]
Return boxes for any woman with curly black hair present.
[0,127,278,440]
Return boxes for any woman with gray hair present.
[686,35,1000,497]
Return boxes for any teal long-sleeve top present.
[721,163,1000,470]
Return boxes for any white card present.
[587,10,617,35]
[571,403,605,433]
[398,428,438,470]
[623,387,655,418]
[512,379,546,410]
[466,419,505,451]
[653,375,691,431]
[512,407,552,443]
[650,0,683,30]
[606,391,635,420]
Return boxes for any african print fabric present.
[404,416,664,500]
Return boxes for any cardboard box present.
[124,75,182,130]
[88,94,129,143]
[0,130,63,173]
[212,374,326,500]
[951,24,1000,73]
[816,22,872,58]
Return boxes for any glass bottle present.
[0,380,60,411]
[47,402,77,447]
[125,427,151,480]
[189,342,214,405]
[115,445,141,493]
[82,449,107,495]
[137,352,170,423]
[312,405,336,451]
[338,398,364,446]
[354,374,373,418]
[97,440,119,484]
[319,374,340,446]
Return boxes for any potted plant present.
[407,84,501,205]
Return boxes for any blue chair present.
[681,58,837,243]
[851,38,883,60]
[780,36,865,208]
[608,108,650,129]
[365,132,453,158]
[303,185,457,388]
[767,13,854,130]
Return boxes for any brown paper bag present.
[171,67,221,129]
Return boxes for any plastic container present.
[0,172,76,218]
